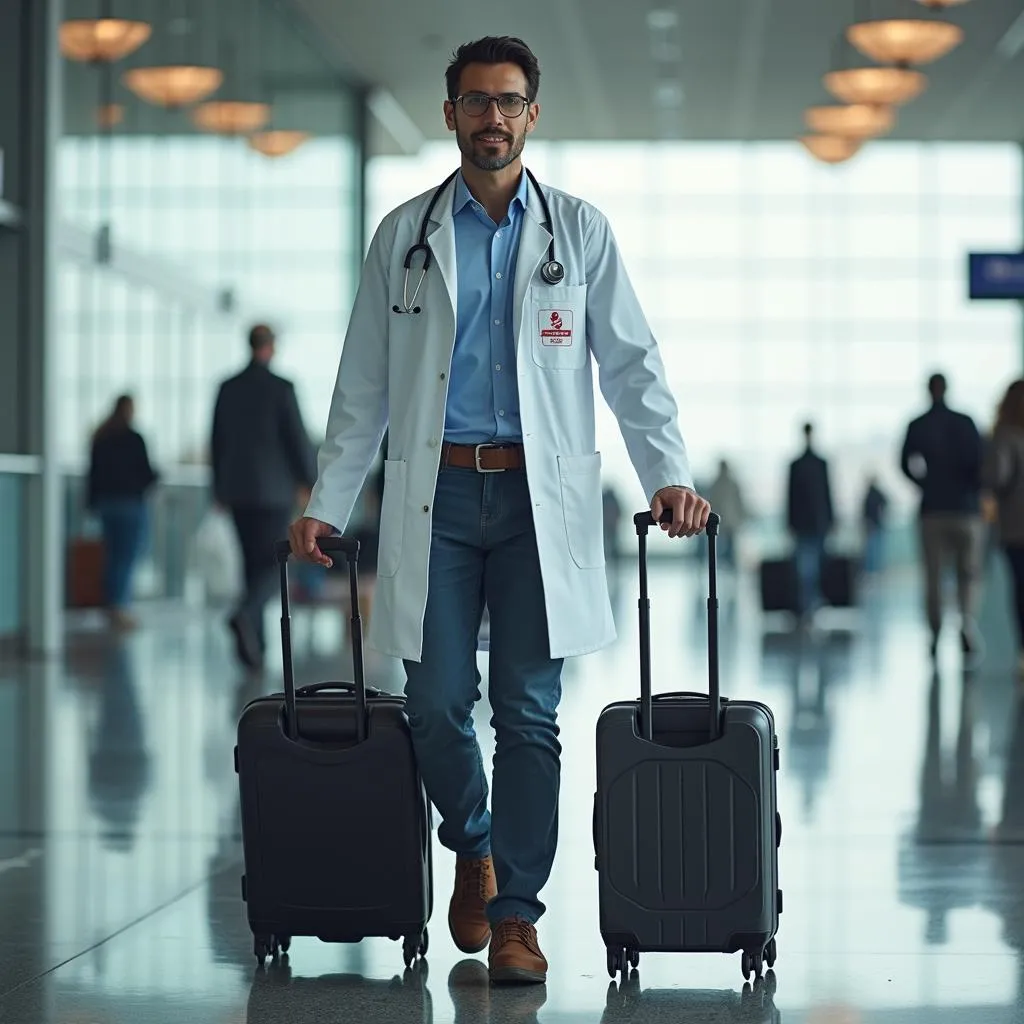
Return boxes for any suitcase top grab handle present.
[633,508,721,744]
[275,537,367,744]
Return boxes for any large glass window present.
[55,0,361,472]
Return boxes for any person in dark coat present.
[787,422,834,618]
[901,373,985,659]
[87,394,158,629]
[211,325,318,669]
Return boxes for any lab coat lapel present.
[513,195,552,346]
[425,178,459,319]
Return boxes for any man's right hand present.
[288,516,337,567]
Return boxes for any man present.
[709,459,747,570]
[288,36,710,985]
[212,325,317,669]
[787,423,834,618]
[901,373,985,659]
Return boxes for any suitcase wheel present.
[402,927,429,968]
[606,946,638,979]
[741,948,764,981]
[764,937,777,969]
[254,935,271,966]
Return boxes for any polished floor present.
[0,550,1022,1023]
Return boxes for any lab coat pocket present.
[557,451,605,569]
[376,459,407,578]
[531,284,588,370]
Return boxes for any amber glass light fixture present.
[123,65,223,108]
[60,19,151,62]
[192,101,271,135]
[248,131,311,157]
[799,135,863,164]
[824,67,927,106]
[847,19,964,65]
[804,103,895,138]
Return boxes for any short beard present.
[458,128,527,172]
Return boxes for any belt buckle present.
[474,443,505,473]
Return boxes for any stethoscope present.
[392,167,564,315]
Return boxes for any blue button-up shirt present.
[443,171,528,444]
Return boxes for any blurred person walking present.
[982,379,1024,676]
[787,423,834,619]
[87,394,158,630]
[900,373,985,661]
[709,458,747,570]
[861,475,889,575]
[211,325,317,670]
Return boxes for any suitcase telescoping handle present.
[632,509,722,744]
[274,536,367,744]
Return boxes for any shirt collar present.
[452,169,529,217]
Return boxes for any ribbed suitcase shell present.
[594,510,781,978]
[595,695,779,954]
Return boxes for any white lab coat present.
[304,172,692,662]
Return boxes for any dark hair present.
[995,379,1024,433]
[802,422,814,437]
[94,394,133,441]
[928,373,947,400]
[445,36,541,103]
[249,323,275,352]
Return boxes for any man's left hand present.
[651,486,711,539]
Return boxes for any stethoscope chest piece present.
[541,260,565,285]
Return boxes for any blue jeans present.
[795,534,826,615]
[95,499,147,609]
[403,465,564,925]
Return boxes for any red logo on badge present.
[539,309,573,346]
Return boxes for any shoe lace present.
[460,858,492,902]
[494,916,538,953]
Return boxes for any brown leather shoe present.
[488,916,548,985]
[449,856,496,954]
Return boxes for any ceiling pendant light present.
[192,100,271,135]
[846,19,964,65]
[799,135,863,164]
[823,66,927,106]
[123,65,224,108]
[804,103,895,138]
[247,130,311,158]
[59,18,151,63]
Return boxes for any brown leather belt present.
[440,442,525,472]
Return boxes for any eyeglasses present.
[454,92,529,118]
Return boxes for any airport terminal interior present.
[2,0,1024,1021]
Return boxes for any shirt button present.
[495,272,502,280]
[495,231,502,239]
[498,409,505,416]
[493,319,501,326]
[439,372,446,380]
[422,505,430,513]
[495,363,502,371]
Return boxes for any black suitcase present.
[594,510,782,982]
[758,557,799,614]
[235,536,433,968]
[822,553,858,608]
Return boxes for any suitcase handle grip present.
[652,691,728,703]
[274,536,360,562]
[633,508,722,744]
[633,509,721,532]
